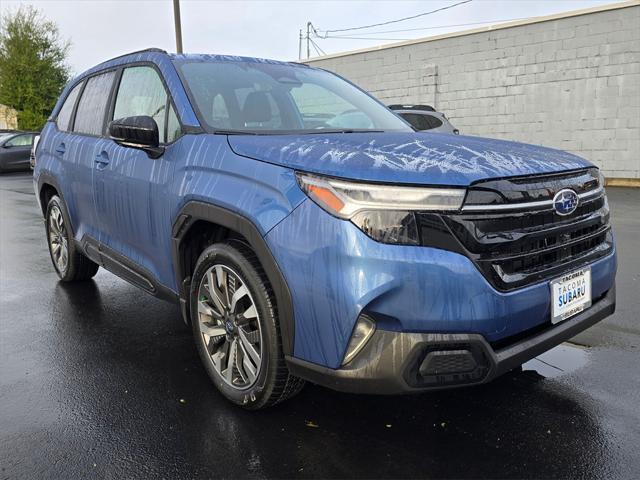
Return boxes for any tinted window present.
[400,113,433,130]
[74,71,116,136]
[5,134,33,147]
[113,66,168,143]
[56,82,83,132]
[427,115,443,129]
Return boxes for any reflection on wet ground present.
[523,343,589,378]
[1,173,639,479]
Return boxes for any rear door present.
[56,71,116,242]
[93,64,182,287]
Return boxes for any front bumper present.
[266,199,617,369]
[286,285,615,394]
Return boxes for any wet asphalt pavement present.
[1,172,639,479]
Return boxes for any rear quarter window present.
[428,115,443,129]
[56,82,83,132]
[73,71,116,136]
[400,113,431,131]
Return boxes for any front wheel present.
[190,242,304,409]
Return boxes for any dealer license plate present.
[550,267,592,324]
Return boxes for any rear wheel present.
[190,242,304,409]
[45,195,99,282]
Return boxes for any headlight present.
[296,172,466,245]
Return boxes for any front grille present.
[417,168,613,291]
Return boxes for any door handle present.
[95,151,110,169]
[55,143,65,155]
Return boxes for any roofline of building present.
[305,0,640,63]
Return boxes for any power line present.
[309,37,326,56]
[321,36,414,41]
[323,17,530,37]
[309,38,323,57]
[315,0,473,36]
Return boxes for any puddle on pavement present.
[522,342,590,378]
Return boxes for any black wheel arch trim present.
[172,201,295,356]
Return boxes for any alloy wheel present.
[48,205,69,273]
[196,264,263,389]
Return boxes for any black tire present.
[190,241,304,409]
[45,195,99,282]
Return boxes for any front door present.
[93,65,182,289]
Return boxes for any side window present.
[56,82,83,132]
[5,134,33,147]
[166,105,181,143]
[113,66,169,143]
[74,71,116,136]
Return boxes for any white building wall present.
[307,2,640,179]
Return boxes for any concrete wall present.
[307,2,640,179]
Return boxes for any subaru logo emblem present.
[553,189,579,216]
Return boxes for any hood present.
[227,132,593,186]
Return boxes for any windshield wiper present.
[304,129,385,134]
[212,129,259,135]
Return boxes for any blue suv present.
[33,49,616,409]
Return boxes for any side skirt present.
[80,236,179,304]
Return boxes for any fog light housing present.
[342,314,376,366]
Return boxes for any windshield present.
[175,60,412,134]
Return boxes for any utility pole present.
[173,0,183,54]
[298,29,302,61]
[306,22,311,59]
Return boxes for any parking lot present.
[1,172,638,479]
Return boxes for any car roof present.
[85,48,307,75]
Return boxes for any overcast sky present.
[1,0,623,75]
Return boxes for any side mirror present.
[109,115,164,159]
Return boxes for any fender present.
[36,171,64,215]
[172,201,295,356]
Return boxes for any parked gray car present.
[389,104,459,135]
[0,131,38,172]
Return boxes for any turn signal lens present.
[307,184,345,213]
[342,314,376,366]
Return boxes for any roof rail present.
[100,47,168,64]
[388,104,436,112]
